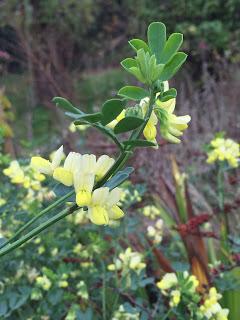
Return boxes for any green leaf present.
[104,167,134,190]
[101,99,125,125]
[159,52,187,81]
[52,97,81,114]
[122,139,157,147]
[114,116,144,134]
[147,22,166,63]
[118,86,148,101]
[121,58,137,71]
[159,33,183,64]
[159,88,177,102]
[129,39,149,53]
[74,112,102,124]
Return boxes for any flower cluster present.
[207,136,240,168]
[3,160,51,209]
[3,160,45,190]
[104,81,190,147]
[157,272,229,319]
[147,218,164,244]
[112,304,140,320]
[31,146,125,225]
[199,287,229,320]
[108,247,146,273]
[142,205,161,220]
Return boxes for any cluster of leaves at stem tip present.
[53,21,187,150]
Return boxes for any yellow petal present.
[76,190,92,207]
[53,167,73,186]
[109,205,124,220]
[143,123,157,141]
[88,206,109,225]
[31,157,53,175]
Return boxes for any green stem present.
[217,164,230,261]
[0,190,75,249]
[0,204,77,258]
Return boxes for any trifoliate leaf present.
[74,112,102,124]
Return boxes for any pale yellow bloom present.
[36,275,52,291]
[108,247,145,272]
[156,97,191,144]
[53,151,82,186]
[157,273,178,291]
[0,198,6,207]
[170,290,181,307]
[31,145,64,175]
[207,137,239,168]
[95,155,114,181]
[87,187,124,225]
[3,160,25,184]
[199,287,229,320]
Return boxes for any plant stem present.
[0,204,77,258]
[217,164,230,262]
[0,189,75,249]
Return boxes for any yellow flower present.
[0,198,6,207]
[58,280,69,288]
[87,187,124,225]
[95,155,114,181]
[3,160,25,184]
[74,171,95,207]
[31,145,64,175]
[53,151,82,186]
[108,247,145,272]
[170,290,181,307]
[157,273,178,291]
[36,275,52,291]
[207,137,240,168]
[155,97,191,144]
[106,110,126,129]
[199,287,229,320]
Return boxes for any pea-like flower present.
[108,247,145,272]
[207,136,240,168]
[199,287,229,320]
[155,97,191,144]
[31,145,65,175]
[87,187,124,225]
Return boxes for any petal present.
[88,206,109,225]
[91,187,109,206]
[143,123,157,141]
[95,155,114,181]
[64,152,81,172]
[107,188,122,207]
[80,154,96,174]
[53,167,73,186]
[31,157,53,175]
[51,145,64,169]
[108,205,124,220]
[76,190,92,207]
[74,171,94,193]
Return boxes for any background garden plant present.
[0,4,240,320]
